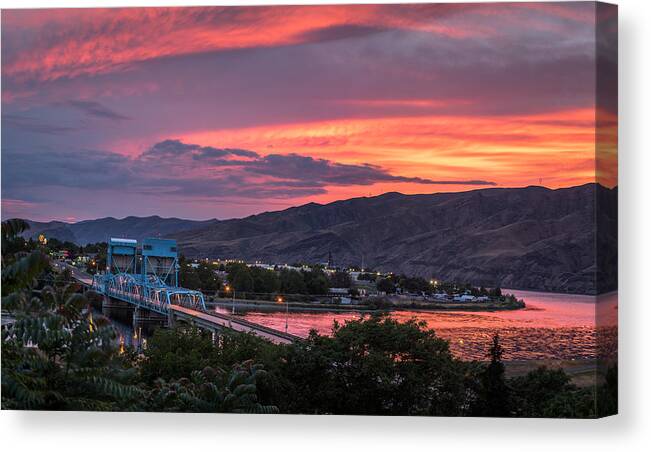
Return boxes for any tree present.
[279,269,307,294]
[281,315,472,415]
[357,272,377,282]
[231,268,254,292]
[251,267,280,294]
[477,333,510,416]
[509,366,574,417]
[490,287,503,297]
[2,283,141,410]
[1,218,33,259]
[376,277,396,294]
[179,266,202,290]
[329,271,351,288]
[196,263,221,291]
[398,275,429,293]
[140,327,218,383]
[142,362,278,413]
[303,268,329,295]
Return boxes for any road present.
[58,261,298,344]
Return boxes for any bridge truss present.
[92,237,206,314]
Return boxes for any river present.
[213,289,618,361]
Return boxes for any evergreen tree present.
[479,333,510,416]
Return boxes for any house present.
[453,294,476,302]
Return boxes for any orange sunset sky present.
[1,3,617,222]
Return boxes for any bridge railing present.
[92,272,206,313]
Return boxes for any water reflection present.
[215,290,618,361]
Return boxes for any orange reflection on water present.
[219,290,618,361]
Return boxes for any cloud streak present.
[140,140,496,188]
[67,100,131,121]
[1,3,602,87]
[0,3,617,221]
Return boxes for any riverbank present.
[208,296,525,313]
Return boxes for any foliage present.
[357,272,378,282]
[1,217,616,417]
[279,269,307,294]
[303,268,329,294]
[398,275,430,294]
[251,267,281,293]
[2,283,141,411]
[329,271,352,288]
[280,315,475,415]
[475,333,511,416]
[376,277,396,293]
[1,219,274,413]
[141,362,278,414]
[1,250,50,296]
[179,258,221,291]
[510,366,575,417]
[140,327,219,383]
[1,218,33,259]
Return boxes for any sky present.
[1,2,617,222]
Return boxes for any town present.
[37,234,524,311]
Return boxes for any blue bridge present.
[86,237,298,345]
[92,237,206,315]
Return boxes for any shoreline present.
[207,297,526,314]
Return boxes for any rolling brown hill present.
[174,183,617,295]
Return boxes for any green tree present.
[329,271,351,288]
[196,263,221,291]
[231,268,254,292]
[477,333,510,416]
[510,366,575,417]
[140,327,218,383]
[281,315,472,415]
[179,267,202,290]
[279,269,307,294]
[142,362,278,413]
[376,277,396,294]
[251,267,281,293]
[303,268,329,294]
[2,284,140,410]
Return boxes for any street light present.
[225,284,235,314]
[276,295,288,334]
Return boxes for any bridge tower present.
[107,238,138,275]
[101,238,138,321]
[141,238,179,286]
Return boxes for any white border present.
[1,1,650,451]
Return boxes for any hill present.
[173,184,617,294]
[22,216,216,245]
[19,184,617,294]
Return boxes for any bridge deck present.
[170,305,298,345]
[58,261,298,344]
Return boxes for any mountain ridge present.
[15,183,617,294]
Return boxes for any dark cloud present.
[2,114,77,135]
[244,153,495,186]
[68,100,131,121]
[297,24,388,43]
[142,139,259,160]
[142,140,496,188]
[3,139,495,207]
